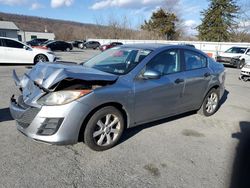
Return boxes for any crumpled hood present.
[14,62,118,106]
[29,62,118,89]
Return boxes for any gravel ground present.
[0,49,250,188]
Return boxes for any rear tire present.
[66,47,70,52]
[84,106,124,151]
[198,88,219,116]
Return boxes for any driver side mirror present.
[142,70,161,80]
[246,52,250,55]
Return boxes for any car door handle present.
[204,72,211,77]
[175,78,184,84]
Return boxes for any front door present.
[134,49,185,124]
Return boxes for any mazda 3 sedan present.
[10,44,225,151]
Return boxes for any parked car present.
[216,46,250,68]
[10,44,225,151]
[80,41,100,49]
[42,41,73,51]
[0,37,56,64]
[100,42,123,51]
[72,40,86,48]
[239,63,250,81]
[26,38,48,46]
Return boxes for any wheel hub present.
[103,127,111,134]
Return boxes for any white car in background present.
[216,46,250,69]
[239,63,250,81]
[0,37,56,64]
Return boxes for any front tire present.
[34,54,47,64]
[84,106,124,151]
[198,89,219,116]
[237,59,245,69]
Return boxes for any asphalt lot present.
[0,49,250,188]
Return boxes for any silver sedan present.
[10,44,225,151]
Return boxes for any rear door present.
[54,42,61,51]
[89,42,94,48]
[181,49,211,110]
[134,49,186,124]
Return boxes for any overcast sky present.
[0,0,247,36]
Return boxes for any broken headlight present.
[37,90,92,106]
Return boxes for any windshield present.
[83,47,152,75]
[225,47,247,54]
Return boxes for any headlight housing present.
[37,90,92,106]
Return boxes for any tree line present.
[1,0,250,42]
[141,0,250,42]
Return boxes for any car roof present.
[0,36,19,41]
[121,43,169,50]
[120,43,197,51]
[120,43,209,57]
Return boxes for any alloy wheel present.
[35,55,46,63]
[93,114,121,146]
[205,92,218,114]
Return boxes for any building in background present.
[0,20,55,42]
[17,31,55,42]
[0,21,19,39]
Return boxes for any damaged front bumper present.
[10,94,92,145]
[10,63,117,145]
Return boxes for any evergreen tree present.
[141,8,179,40]
[197,0,239,42]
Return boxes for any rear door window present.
[184,50,207,71]
[145,49,181,75]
